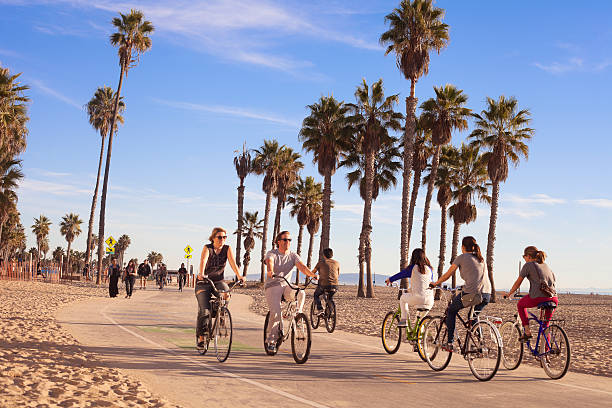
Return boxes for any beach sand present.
[239,284,612,378]
[0,280,181,408]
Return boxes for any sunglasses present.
[279,238,292,242]
[216,235,227,240]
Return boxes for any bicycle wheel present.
[263,312,278,356]
[416,316,431,362]
[467,320,502,381]
[381,311,401,354]
[214,307,233,362]
[423,316,452,371]
[500,321,523,370]
[325,300,336,333]
[291,313,311,364]
[540,324,570,379]
[309,301,320,329]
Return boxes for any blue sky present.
[1,0,611,290]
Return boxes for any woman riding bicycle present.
[503,246,557,342]
[429,236,488,352]
[264,230,315,353]
[196,227,245,348]
[385,248,434,327]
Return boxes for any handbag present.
[533,263,556,297]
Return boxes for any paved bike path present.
[57,288,612,408]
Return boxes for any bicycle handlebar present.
[196,275,244,296]
[272,274,314,290]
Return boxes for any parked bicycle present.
[421,286,502,381]
[381,287,431,361]
[500,295,570,379]
[263,275,313,364]
[310,283,337,333]
[196,275,242,362]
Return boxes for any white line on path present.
[100,305,331,408]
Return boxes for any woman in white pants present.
[385,248,435,327]
[264,231,315,353]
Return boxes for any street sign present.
[185,254,192,259]
[105,247,115,254]
[184,245,193,254]
[105,236,117,247]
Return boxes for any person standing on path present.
[108,258,121,298]
[137,259,151,290]
[123,260,137,298]
[311,248,340,316]
[178,263,187,292]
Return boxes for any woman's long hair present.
[524,246,546,263]
[462,236,484,262]
[409,248,432,275]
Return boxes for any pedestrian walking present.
[108,258,121,298]
[123,259,137,298]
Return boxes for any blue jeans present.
[445,292,488,343]
[314,285,337,311]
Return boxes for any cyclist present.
[312,248,340,317]
[503,246,557,342]
[196,227,245,348]
[178,262,188,292]
[385,248,434,327]
[264,230,315,353]
[429,236,487,352]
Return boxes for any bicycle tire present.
[467,320,502,381]
[291,313,311,364]
[423,316,452,371]
[500,321,523,370]
[309,301,320,329]
[263,312,278,356]
[214,307,233,362]
[381,311,401,354]
[325,300,336,333]
[416,316,431,362]
[540,324,570,380]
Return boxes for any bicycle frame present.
[392,306,426,341]
[525,311,556,358]
[275,275,313,339]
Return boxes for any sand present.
[0,280,181,408]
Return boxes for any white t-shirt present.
[264,249,302,289]
[409,265,435,301]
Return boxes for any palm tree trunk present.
[235,182,245,267]
[272,196,282,249]
[357,239,365,298]
[97,63,125,285]
[451,220,461,288]
[85,132,106,280]
[319,171,332,260]
[399,94,418,286]
[295,224,305,285]
[421,146,441,251]
[242,249,250,278]
[363,149,375,298]
[437,202,449,281]
[404,167,421,288]
[307,229,315,269]
[66,241,72,277]
[365,240,374,298]
[487,181,500,302]
[260,191,272,282]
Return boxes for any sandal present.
[519,333,532,343]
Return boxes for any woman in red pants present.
[504,246,558,342]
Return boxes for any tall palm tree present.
[341,134,402,297]
[234,211,264,278]
[0,66,29,156]
[380,0,449,272]
[271,147,303,245]
[0,153,23,243]
[97,10,154,285]
[299,96,354,261]
[287,176,323,284]
[31,214,52,264]
[40,237,49,261]
[419,84,470,251]
[52,246,64,264]
[60,213,83,274]
[85,86,125,279]
[233,143,251,267]
[469,96,533,302]
[252,139,283,282]
[116,234,131,266]
[306,212,321,269]
[147,251,163,270]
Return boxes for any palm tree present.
[52,246,64,264]
[147,251,163,269]
[380,0,449,272]
[272,147,303,245]
[469,96,533,302]
[419,84,470,251]
[234,211,264,278]
[96,10,154,285]
[40,237,49,261]
[306,212,321,269]
[31,214,52,264]
[299,96,354,261]
[85,86,125,280]
[0,66,29,155]
[287,176,323,284]
[0,153,23,244]
[116,234,131,266]
[60,213,83,275]
[252,139,283,282]
[233,143,251,267]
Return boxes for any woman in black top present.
[196,227,245,348]
[108,258,121,298]
[123,260,137,298]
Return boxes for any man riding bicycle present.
[311,248,339,316]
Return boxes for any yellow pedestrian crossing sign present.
[184,245,193,255]
[185,254,192,259]
[105,236,117,247]
[105,247,115,254]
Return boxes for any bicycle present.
[421,286,502,381]
[381,287,432,361]
[499,295,570,379]
[263,276,313,364]
[195,276,242,362]
[309,283,337,333]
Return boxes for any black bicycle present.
[196,276,242,362]
[263,276,313,364]
[309,285,337,333]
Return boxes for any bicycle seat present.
[416,307,431,312]
[537,301,557,310]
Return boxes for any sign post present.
[184,245,193,286]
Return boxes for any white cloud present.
[577,199,612,209]
[533,58,584,74]
[29,79,82,109]
[500,207,545,219]
[504,194,566,205]
[20,179,91,196]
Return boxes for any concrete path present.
[57,287,612,407]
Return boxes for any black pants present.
[109,275,119,297]
[314,284,337,311]
[179,274,187,291]
[125,276,135,296]
[195,280,229,336]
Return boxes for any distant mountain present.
[338,273,389,286]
